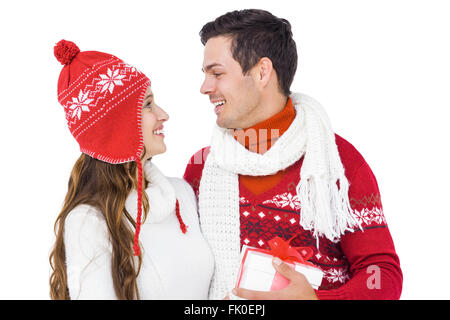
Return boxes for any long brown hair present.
[49,153,149,299]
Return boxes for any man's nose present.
[200,77,214,95]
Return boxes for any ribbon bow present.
[267,233,315,266]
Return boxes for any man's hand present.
[232,257,319,300]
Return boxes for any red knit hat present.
[54,39,150,256]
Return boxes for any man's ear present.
[258,57,274,88]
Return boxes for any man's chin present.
[215,116,228,128]
[216,114,237,129]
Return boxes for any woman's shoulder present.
[166,177,195,197]
[64,204,111,254]
[65,204,108,237]
[66,204,104,223]
[166,177,198,216]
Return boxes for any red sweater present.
[184,135,402,300]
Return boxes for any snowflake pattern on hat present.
[68,89,94,120]
[97,68,126,94]
[60,60,147,132]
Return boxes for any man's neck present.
[233,94,295,154]
[248,92,288,128]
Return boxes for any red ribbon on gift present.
[267,233,315,267]
[235,233,319,291]
[267,233,317,291]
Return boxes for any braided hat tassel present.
[133,158,144,256]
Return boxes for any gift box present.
[235,236,323,291]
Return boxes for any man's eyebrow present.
[202,63,223,73]
[144,93,153,100]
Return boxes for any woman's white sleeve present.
[64,209,117,299]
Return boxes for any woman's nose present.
[156,105,169,121]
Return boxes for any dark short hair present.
[200,9,298,96]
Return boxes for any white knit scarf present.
[198,93,362,299]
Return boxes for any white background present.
[0,0,449,299]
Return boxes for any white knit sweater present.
[64,161,214,299]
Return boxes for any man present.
[184,9,402,300]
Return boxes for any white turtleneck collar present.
[125,161,176,224]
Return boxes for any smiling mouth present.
[153,127,165,136]
[212,100,226,114]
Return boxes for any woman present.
[49,40,214,299]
